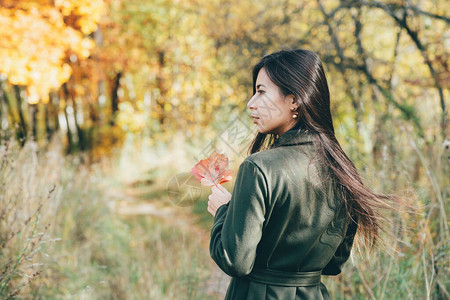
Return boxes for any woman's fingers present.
[208,199,217,210]
[207,202,215,217]
[217,184,227,192]
[216,184,230,196]
[211,185,219,194]
[208,184,231,216]
[212,184,226,193]
[212,185,230,199]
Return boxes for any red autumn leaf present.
[190,151,233,187]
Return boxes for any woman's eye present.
[257,90,265,94]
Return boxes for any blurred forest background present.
[0,0,448,299]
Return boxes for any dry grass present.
[0,133,219,299]
[1,128,448,299]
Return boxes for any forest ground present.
[106,172,231,299]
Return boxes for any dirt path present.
[107,183,231,299]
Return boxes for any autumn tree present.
[0,0,105,146]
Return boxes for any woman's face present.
[247,68,298,136]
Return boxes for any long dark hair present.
[248,49,397,247]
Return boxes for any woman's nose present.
[247,95,257,110]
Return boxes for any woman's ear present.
[288,94,298,110]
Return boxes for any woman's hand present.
[207,184,231,217]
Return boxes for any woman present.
[207,49,392,299]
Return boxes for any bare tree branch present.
[317,0,364,130]
[330,1,450,23]
[344,0,447,134]
[317,0,424,137]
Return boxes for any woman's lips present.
[251,116,259,123]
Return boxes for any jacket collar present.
[272,128,315,147]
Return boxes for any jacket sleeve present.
[209,159,268,277]
[322,219,358,275]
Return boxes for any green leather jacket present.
[210,128,357,299]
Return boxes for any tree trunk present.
[0,85,2,133]
[156,50,166,131]
[50,92,60,137]
[110,72,122,125]
[62,84,74,153]
[44,102,52,141]
[0,81,17,140]
[29,103,38,140]
[45,94,59,141]
[71,96,88,151]
[13,85,28,145]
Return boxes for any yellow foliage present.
[54,0,105,34]
[117,101,147,132]
[0,0,105,103]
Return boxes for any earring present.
[291,107,298,119]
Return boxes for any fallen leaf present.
[190,151,233,188]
